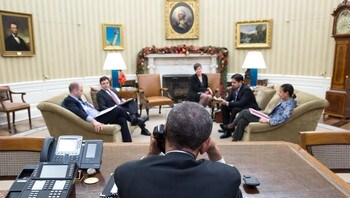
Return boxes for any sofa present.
[242,86,329,145]
[37,86,136,142]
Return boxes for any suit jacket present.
[5,35,29,51]
[114,152,242,198]
[187,74,209,102]
[225,84,259,110]
[62,95,89,121]
[97,89,122,110]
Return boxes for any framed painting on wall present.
[0,10,35,57]
[235,19,272,49]
[102,23,124,51]
[165,0,199,40]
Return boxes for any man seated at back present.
[62,82,132,142]
[114,102,242,198]
[97,76,150,136]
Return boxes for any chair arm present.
[9,90,27,103]
[138,88,148,104]
[161,87,173,99]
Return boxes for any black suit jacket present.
[5,35,29,51]
[115,152,242,198]
[225,84,259,110]
[62,95,89,121]
[187,74,209,102]
[97,89,122,110]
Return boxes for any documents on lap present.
[119,98,133,106]
[249,108,270,120]
[96,105,117,117]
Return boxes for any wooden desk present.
[3,142,350,198]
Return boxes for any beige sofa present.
[242,86,329,145]
[37,87,135,142]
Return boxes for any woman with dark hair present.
[222,83,297,141]
[187,63,213,107]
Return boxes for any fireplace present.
[163,74,192,103]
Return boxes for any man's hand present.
[121,98,126,102]
[92,119,103,132]
[220,99,229,106]
[145,134,161,158]
[205,138,222,161]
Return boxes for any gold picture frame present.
[0,10,35,57]
[235,19,272,49]
[165,0,199,40]
[102,23,124,51]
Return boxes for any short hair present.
[9,22,17,28]
[231,74,244,82]
[193,63,202,71]
[166,102,213,150]
[68,82,80,93]
[99,76,110,84]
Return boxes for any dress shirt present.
[268,98,296,126]
[70,94,99,122]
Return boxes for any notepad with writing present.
[100,173,119,198]
[249,108,270,120]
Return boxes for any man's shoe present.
[218,129,225,133]
[220,124,229,131]
[141,128,151,136]
[138,115,149,124]
[220,131,231,139]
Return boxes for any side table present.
[119,87,138,101]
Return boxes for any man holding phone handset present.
[114,102,242,198]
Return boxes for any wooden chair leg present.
[139,104,143,115]
[159,106,162,114]
[28,108,32,129]
[146,108,149,116]
[6,112,11,130]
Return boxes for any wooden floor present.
[0,115,350,136]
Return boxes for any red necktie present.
[107,89,120,105]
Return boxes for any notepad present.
[249,108,269,120]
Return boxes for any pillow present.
[256,89,276,110]
[90,87,101,108]
[263,93,280,114]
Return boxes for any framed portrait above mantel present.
[0,10,35,57]
[165,0,199,40]
[102,23,124,51]
[235,19,272,49]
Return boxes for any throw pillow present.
[256,89,276,110]
[90,87,101,108]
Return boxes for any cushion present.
[256,89,276,110]
[90,87,101,108]
[263,93,280,114]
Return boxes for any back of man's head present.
[166,102,212,151]
[69,82,80,93]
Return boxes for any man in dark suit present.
[218,74,260,139]
[62,82,132,142]
[96,76,150,136]
[114,102,242,198]
[5,22,29,51]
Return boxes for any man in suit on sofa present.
[218,74,260,139]
[97,76,150,136]
[114,102,242,198]
[63,82,132,142]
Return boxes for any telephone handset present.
[40,135,103,169]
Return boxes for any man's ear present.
[199,138,211,155]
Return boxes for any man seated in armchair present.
[97,76,150,136]
[62,82,133,142]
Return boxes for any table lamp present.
[241,51,267,87]
[103,52,127,88]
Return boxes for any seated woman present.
[221,84,297,141]
[187,63,213,107]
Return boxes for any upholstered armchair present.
[206,73,221,117]
[0,86,32,131]
[137,74,174,116]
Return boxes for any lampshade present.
[103,53,127,70]
[241,51,267,69]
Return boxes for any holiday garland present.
[136,45,229,96]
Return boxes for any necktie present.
[107,89,120,105]
[234,90,239,101]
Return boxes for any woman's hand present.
[259,118,269,124]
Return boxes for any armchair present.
[137,74,174,116]
[0,86,32,131]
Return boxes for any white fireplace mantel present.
[146,54,218,75]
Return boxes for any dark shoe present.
[218,129,225,133]
[220,131,232,139]
[220,124,229,131]
[141,128,151,136]
[232,138,238,142]
[138,115,149,124]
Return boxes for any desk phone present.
[40,135,103,169]
[18,162,78,198]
